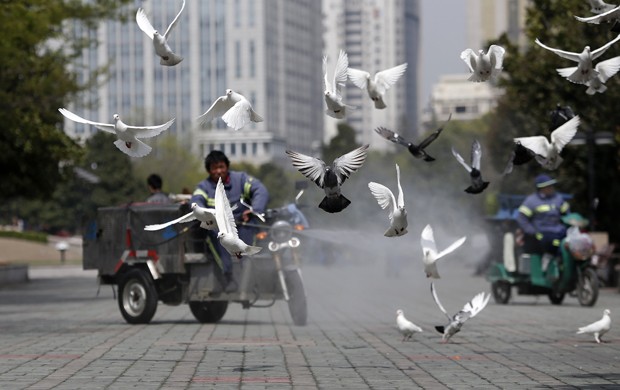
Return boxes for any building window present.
[241,142,247,155]
[230,143,236,155]
[455,106,467,113]
[220,143,225,152]
[249,40,255,78]
[235,41,242,78]
[252,142,257,155]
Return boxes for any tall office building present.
[322,0,420,150]
[64,0,324,164]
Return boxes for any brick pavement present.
[0,258,618,389]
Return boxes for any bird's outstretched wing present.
[332,49,349,94]
[197,95,235,125]
[144,210,196,231]
[163,0,186,39]
[395,163,404,209]
[332,144,369,184]
[421,224,438,254]
[286,150,327,188]
[222,99,253,130]
[215,178,238,238]
[418,113,451,149]
[488,45,506,69]
[374,127,410,147]
[58,108,115,133]
[471,139,482,170]
[550,115,580,153]
[374,62,408,95]
[436,236,467,260]
[595,56,620,82]
[368,182,396,221]
[591,34,620,59]
[431,282,452,322]
[534,38,580,62]
[131,118,175,138]
[451,146,472,172]
[460,49,476,73]
[461,291,491,319]
[347,67,371,90]
[513,135,551,158]
[136,8,156,39]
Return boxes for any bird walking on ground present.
[323,50,355,119]
[374,114,451,162]
[58,108,174,157]
[145,203,217,231]
[431,282,490,343]
[197,89,263,130]
[214,178,262,259]
[136,0,185,66]
[460,45,505,82]
[347,63,408,109]
[577,309,611,343]
[451,139,490,194]
[534,35,620,84]
[286,144,369,213]
[368,164,408,237]
[420,224,466,279]
[396,309,423,341]
[514,116,580,170]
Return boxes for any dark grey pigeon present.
[286,144,369,213]
[374,114,451,162]
[501,141,537,176]
[451,139,489,194]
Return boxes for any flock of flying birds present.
[54,0,614,342]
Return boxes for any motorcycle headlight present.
[270,220,293,244]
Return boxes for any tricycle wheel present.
[548,290,565,305]
[189,301,228,323]
[118,269,158,324]
[577,268,599,307]
[285,270,307,326]
[491,281,511,304]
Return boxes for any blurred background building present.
[322,0,421,150]
[63,0,324,165]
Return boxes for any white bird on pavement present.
[514,115,580,170]
[577,309,611,343]
[215,178,262,259]
[588,0,617,14]
[396,309,423,341]
[421,224,466,279]
[144,203,217,231]
[368,164,408,237]
[534,35,620,84]
[58,108,174,158]
[431,282,490,343]
[286,144,369,213]
[347,63,408,109]
[460,45,505,82]
[197,89,263,131]
[324,50,355,119]
[136,0,185,66]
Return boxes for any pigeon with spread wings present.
[347,63,407,109]
[136,0,185,66]
[421,224,466,279]
[431,282,490,343]
[368,164,408,237]
[451,139,490,194]
[460,45,505,82]
[286,144,369,213]
[197,89,263,130]
[324,50,355,119]
[374,114,451,162]
[145,203,217,232]
[58,108,174,158]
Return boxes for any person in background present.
[146,173,172,204]
[191,150,269,291]
[517,174,570,258]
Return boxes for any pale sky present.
[419,0,468,109]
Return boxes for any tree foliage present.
[486,0,620,240]
[0,0,131,200]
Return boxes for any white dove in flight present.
[535,35,620,84]
[58,108,174,158]
[197,89,263,131]
[136,0,185,66]
[514,115,580,170]
[421,224,466,279]
[347,63,407,109]
[215,178,262,259]
[324,50,355,119]
[460,45,505,82]
[368,164,408,237]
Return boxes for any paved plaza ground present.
[0,254,619,389]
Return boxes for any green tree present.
[486,0,620,240]
[0,0,131,200]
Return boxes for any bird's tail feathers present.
[586,84,605,95]
[319,195,351,213]
[244,245,262,256]
[576,328,585,334]
[160,54,183,66]
[250,109,264,123]
[374,97,387,109]
[325,109,345,119]
[114,138,152,157]
[434,326,445,334]
[467,72,485,82]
